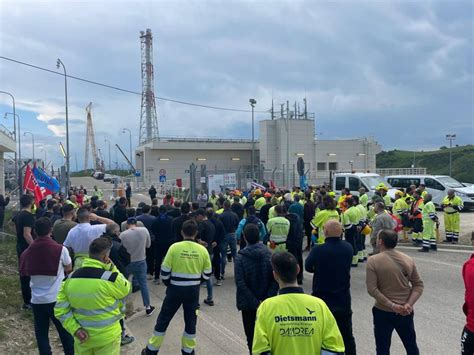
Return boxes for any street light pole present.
[122,128,133,168]
[104,138,111,172]
[24,132,35,162]
[249,99,256,181]
[56,59,70,193]
[446,134,456,176]
[0,91,22,196]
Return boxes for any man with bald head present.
[305,219,356,355]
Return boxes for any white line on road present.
[398,246,474,255]
[412,257,462,269]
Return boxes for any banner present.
[33,165,60,193]
[208,173,237,193]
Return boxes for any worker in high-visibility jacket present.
[393,190,409,241]
[409,190,424,246]
[419,184,428,199]
[353,195,368,262]
[143,219,212,355]
[358,187,369,209]
[419,194,438,253]
[54,237,131,355]
[342,197,361,267]
[442,189,464,244]
[310,195,340,245]
[65,195,80,209]
[254,190,267,217]
[266,205,291,252]
[253,252,344,355]
[209,191,219,210]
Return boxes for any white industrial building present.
[135,115,381,190]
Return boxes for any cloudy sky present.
[0,0,472,170]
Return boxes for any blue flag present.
[33,165,60,193]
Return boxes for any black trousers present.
[154,242,171,280]
[372,307,419,355]
[241,309,257,354]
[155,285,199,337]
[289,248,304,284]
[0,209,5,229]
[462,327,474,355]
[212,246,221,280]
[16,244,31,305]
[345,226,358,256]
[331,308,356,355]
[304,221,313,247]
[146,241,156,276]
[31,302,74,355]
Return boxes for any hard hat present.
[234,190,241,196]
[362,225,372,235]
[328,191,336,198]
[376,183,388,191]
[395,190,404,197]
[264,192,272,198]
[254,189,262,195]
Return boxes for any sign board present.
[159,175,166,183]
[159,169,167,176]
[135,170,141,177]
[208,173,237,193]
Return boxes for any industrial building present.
[135,115,381,189]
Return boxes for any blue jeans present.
[127,260,150,307]
[372,307,419,355]
[220,233,237,277]
[205,253,213,300]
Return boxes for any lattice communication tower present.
[139,28,159,144]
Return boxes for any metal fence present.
[376,168,427,176]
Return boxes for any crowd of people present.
[10,180,470,354]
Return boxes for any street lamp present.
[40,147,47,168]
[122,128,133,168]
[446,134,456,176]
[104,138,111,172]
[56,58,70,193]
[249,98,256,181]
[24,132,35,162]
[1,90,22,195]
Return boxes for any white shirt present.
[30,247,72,304]
[64,223,107,254]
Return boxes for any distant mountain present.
[377,145,474,183]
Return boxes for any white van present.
[331,173,397,198]
[385,175,474,210]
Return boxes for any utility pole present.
[249,99,256,181]
[446,134,456,176]
[24,132,35,162]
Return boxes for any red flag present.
[23,164,48,206]
[23,165,36,193]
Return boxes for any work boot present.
[121,334,135,346]
[142,347,158,355]
[358,251,364,263]
[351,255,359,267]
[418,247,429,252]
[452,240,458,245]
[430,245,437,251]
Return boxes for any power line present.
[0,55,268,113]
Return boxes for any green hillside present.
[377,145,474,183]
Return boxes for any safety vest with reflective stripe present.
[310,209,339,241]
[342,206,360,230]
[54,257,131,349]
[160,240,212,287]
[254,196,266,212]
[442,195,463,213]
[393,198,409,218]
[266,217,290,244]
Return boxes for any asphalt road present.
[71,177,470,354]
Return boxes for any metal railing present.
[376,168,427,176]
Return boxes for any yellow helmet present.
[376,183,388,191]
[328,191,336,198]
[254,189,262,196]
[362,225,372,235]
[395,190,404,197]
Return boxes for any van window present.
[425,178,445,191]
[335,177,345,191]
[349,177,361,191]
[387,178,420,189]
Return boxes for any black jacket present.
[285,213,304,254]
[208,216,225,245]
[171,214,190,242]
[231,203,244,220]
[152,213,174,245]
[148,187,157,199]
[234,243,278,311]
[107,234,130,276]
[218,210,239,234]
[305,237,353,311]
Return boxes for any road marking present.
[412,257,462,269]
[397,246,474,255]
